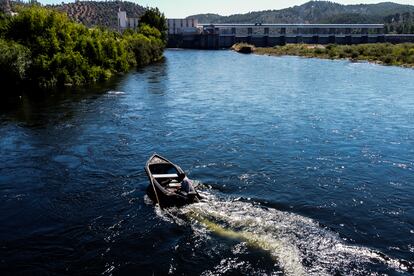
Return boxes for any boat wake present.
[155,192,413,275]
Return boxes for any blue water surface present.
[0,50,413,275]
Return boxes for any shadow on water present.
[0,75,128,127]
[0,59,169,130]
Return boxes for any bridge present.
[168,21,388,49]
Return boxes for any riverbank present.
[233,43,414,67]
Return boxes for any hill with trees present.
[10,0,145,29]
[188,1,414,24]
[49,1,146,29]
[384,12,414,34]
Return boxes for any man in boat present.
[180,176,196,195]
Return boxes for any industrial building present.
[168,22,388,48]
[167,18,200,35]
[167,21,414,48]
[117,9,139,31]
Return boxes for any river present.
[1,49,413,275]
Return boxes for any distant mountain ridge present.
[187,1,414,24]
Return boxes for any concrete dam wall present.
[167,23,414,49]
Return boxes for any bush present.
[328,50,336,58]
[0,39,31,87]
[254,43,414,67]
[350,50,359,59]
[382,54,395,64]
[344,46,353,54]
[139,7,167,43]
[314,47,325,54]
[0,6,165,89]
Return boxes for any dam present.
[167,20,414,48]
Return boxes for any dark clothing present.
[181,177,196,194]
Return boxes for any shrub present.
[328,50,336,58]
[314,47,325,54]
[344,46,353,54]
[382,54,394,64]
[350,50,359,59]
[0,6,165,89]
[255,43,414,67]
[139,7,167,43]
[0,38,31,87]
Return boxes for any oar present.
[151,178,161,207]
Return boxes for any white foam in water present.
[157,192,411,275]
[107,91,126,95]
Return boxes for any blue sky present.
[40,0,414,18]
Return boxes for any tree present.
[0,0,11,15]
[0,6,165,89]
[0,39,31,87]
[139,7,167,42]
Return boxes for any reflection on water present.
[1,50,414,275]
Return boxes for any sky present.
[39,0,414,18]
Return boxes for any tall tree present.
[139,7,167,42]
[0,0,12,15]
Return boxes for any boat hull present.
[146,184,199,207]
[145,154,201,207]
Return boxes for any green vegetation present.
[0,6,165,90]
[0,38,31,85]
[190,1,414,24]
[384,12,414,34]
[139,7,167,43]
[235,43,414,67]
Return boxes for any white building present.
[118,10,139,31]
[167,18,200,35]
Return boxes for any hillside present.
[187,1,414,24]
[384,12,414,33]
[49,1,146,29]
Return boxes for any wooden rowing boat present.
[145,154,201,207]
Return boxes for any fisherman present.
[181,176,196,195]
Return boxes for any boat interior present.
[149,163,185,191]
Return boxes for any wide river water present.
[1,50,414,275]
